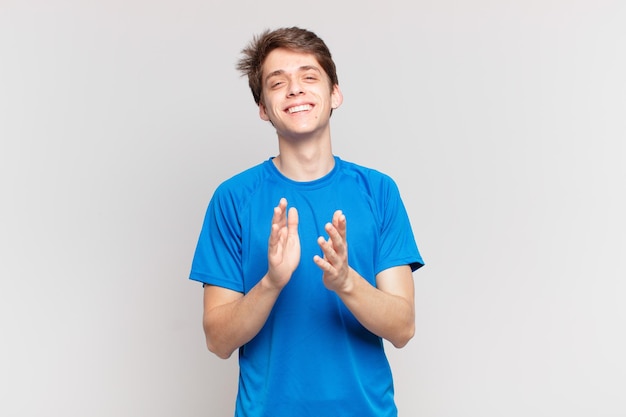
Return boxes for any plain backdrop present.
[1,0,625,416]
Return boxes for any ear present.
[331,84,343,110]
[259,101,270,121]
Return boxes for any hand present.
[314,210,352,293]
[267,198,300,289]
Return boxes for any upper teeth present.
[288,105,311,113]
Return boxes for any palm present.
[267,201,300,288]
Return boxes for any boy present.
[190,27,423,417]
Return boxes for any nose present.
[287,79,304,97]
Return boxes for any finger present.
[324,223,345,253]
[332,210,343,226]
[272,198,288,228]
[313,254,335,273]
[269,199,289,247]
[287,207,299,236]
[268,223,282,254]
[271,205,282,226]
[317,236,339,264]
[278,197,288,211]
[332,210,347,238]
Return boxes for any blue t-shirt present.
[190,156,423,417]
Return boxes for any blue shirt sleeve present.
[375,176,424,274]
[190,184,245,292]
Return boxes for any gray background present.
[1,0,625,416]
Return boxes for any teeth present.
[288,104,312,113]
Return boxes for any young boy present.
[190,26,424,417]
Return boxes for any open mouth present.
[287,104,313,114]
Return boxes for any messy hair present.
[236,27,339,105]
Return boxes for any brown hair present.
[236,27,339,105]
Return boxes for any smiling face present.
[258,48,342,141]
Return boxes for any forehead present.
[262,48,324,79]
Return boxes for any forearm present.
[204,199,301,359]
[336,268,415,348]
[203,276,282,359]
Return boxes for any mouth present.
[287,104,313,114]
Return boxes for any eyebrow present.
[264,65,322,84]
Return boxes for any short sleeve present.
[189,185,245,292]
[375,177,424,274]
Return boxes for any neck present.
[273,143,335,181]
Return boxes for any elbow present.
[206,339,234,360]
[203,321,235,359]
[390,323,415,349]
[205,333,235,359]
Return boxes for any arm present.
[203,198,300,359]
[202,279,280,359]
[314,211,415,348]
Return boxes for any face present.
[258,48,342,140]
